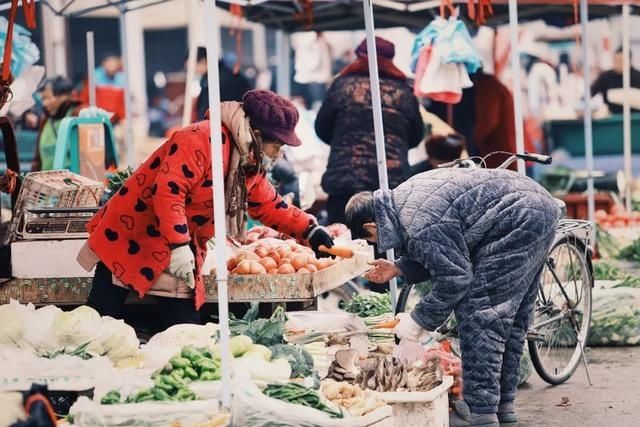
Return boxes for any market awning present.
[216,0,640,31]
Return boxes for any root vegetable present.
[297,268,310,274]
[306,264,318,273]
[234,260,252,275]
[267,250,281,263]
[291,255,309,271]
[227,258,237,272]
[259,257,277,271]
[268,269,279,274]
[249,261,267,275]
[254,247,269,258]
[278,264,295,274]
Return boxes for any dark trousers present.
[87,262,201,330]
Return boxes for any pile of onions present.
[228,239,337,275]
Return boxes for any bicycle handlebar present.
[437,152,552,170]
[516,153,552,165]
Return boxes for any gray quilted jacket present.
[374,168,561,331]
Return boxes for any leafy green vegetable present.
[263,383,343,418]
[618,239,640,262]
[593,261,625,280]
[229,335,253,357]
[613,276,640,288]
[341,293,392,318]
[104,167,133,202]
[269,344,314,378]
[237,306,287,347]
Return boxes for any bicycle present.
[395,152,594,385]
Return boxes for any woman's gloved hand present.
[168,245,196,289]
[394,313,431,343]
[306,225,334,258]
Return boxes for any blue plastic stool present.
[52,116,118,172]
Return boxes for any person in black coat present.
[315,37,424,225]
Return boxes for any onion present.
[277,263,295,274]
[259,257,277,271]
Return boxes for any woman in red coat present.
[83,90,334,326]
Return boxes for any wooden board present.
[0,274,315,305]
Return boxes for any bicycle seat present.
[554,198,567,217]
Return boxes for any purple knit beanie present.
[355,36,395,60]
[242,90,301,147]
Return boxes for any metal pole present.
[86,32,96,107]
[183,33,198,126]
[623,4,632,211]
[118,9,135,167]
[362,0,398,308]
[508,0,526,173]
[275,30,291,97]
[204,0,233,409]
[580,0,595,241]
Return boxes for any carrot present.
[371,319,400,329]
[319,245,353,259]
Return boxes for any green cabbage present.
[0,301,30,346]
[54,305,101,347]
[229,335,253,357]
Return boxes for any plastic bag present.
[22,305,62,352]
[0,17,40,78]
[588,287,640,346]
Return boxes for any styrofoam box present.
[11,239,94,278]
[380,375,454,427]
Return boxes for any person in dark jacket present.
[196,49,252,121]
[410,134,465,176]
[591,47,640,114]
[344,169,561,427]
[315,37,424,225]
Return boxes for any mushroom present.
[335,349,360,375]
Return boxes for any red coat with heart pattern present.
[86,121,315,309]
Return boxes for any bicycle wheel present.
[528,234,592,385]
[395,281,432,315]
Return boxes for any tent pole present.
[623,4,632,211]
[118,8,135,167]
[183,28,198,126]
[508,0,526,173]
[580,0,595,243]
[204,0,233,409]
[275,30,291,97]
[86,31,96,107]
[361,0,398,309]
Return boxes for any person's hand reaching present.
[306,225,335,258]
[363,259,401,284]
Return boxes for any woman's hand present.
[364,259,401,284]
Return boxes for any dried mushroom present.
[326,349,360,383]
[356,355,443,392]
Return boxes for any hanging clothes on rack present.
[0,0,36,111]
[411,17,482,104]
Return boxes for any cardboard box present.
[11,239,93,278]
